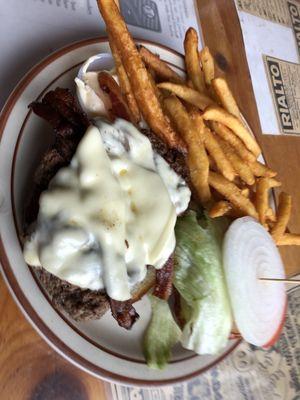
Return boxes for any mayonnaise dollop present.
[24,119,190,301]
[75,55,118,118]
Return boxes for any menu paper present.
[119,0,199,48]
[109,283,300,400]
[0,0,201,108]
[264,56,300,135]
[237,0,291,26]
[235,0,299,135]
[288,0,300,58]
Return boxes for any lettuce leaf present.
[143,295,181,370]
[174,211,232,354]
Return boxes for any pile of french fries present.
[97,0,300,246]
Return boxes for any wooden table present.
[1,1,299,398]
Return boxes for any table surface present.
[1,1,300,399]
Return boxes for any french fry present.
[146,69,163,104]
[98,71,134,121]
[212,78,240,119]
[157,82,215,110]
[184,28,206,93]
[208,172,258,219]
[187,79,194,89]
[208,154,217,170]
[217,137,255,185]
[203,106,261,157]
[276,233,300,246]
[163,96,211,203]
[188,150,211,204]
[209,201,232,218]
[255,178,281,226]
[139,46,184,84]
[241,188,250,198]
[191,112,236,181]
[211,121,256,163]
[109,38,141,124]
[97,0,185,151]
[249,160,276,178]
[199,46,214,85]
[266,207,276,222]
[271,192,292,240]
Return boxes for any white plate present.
[0,37,240,386]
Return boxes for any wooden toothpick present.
[259,278,300,284]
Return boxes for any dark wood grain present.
[197,0,300,277]
[0,276,108,400]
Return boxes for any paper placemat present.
[264,55,300,135]
[109,282,300,399]
[235,0,300,135]
[0,0,201,109]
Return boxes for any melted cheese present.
[24,119,190,301]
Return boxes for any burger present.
[23,60,191,331]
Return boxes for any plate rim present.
[0,36,241,387]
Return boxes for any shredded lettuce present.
[143,295,181,370]
[174,211,232,355]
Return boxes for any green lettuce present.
[143,295,181,370]
[174,211,232,354]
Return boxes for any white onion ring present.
[223,217,287,347]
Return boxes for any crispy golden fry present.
[109,37,141,124]
[267,221,276,230]
[271,192,292,240]
[157,82,215,110]
[249,160,277,178]
[199,46,214,85]
[211,121,256,163]
[276,233,300,246]
[209,201,232,218]
[266,207,276,222]
[139,46,184,84]
[212,78,240,119]
[146,69,163,104]
[255,178,281,226]
[187,79,194,89]
[203,106,261,157]
[217,137,255,185]
[191,113,236,181]
[188,150,211,204]
[208,172,258,218]
[163,96,211,203]
[208,154,217,170]
[147,66,157,80]
[184,28,206,93]
[97,0,185,151]
[98,71,134,121]
[241,188,250,198]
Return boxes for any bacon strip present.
[152,254,174,300]
[42,87,89,128]
[109,298,139,330]
[98,71,134,123]
[25,88,89,227]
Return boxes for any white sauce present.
[75,55,118,118]
[24,119,190,301]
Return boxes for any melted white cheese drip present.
[24,119,190,301]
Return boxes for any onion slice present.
[223,217,287,347]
